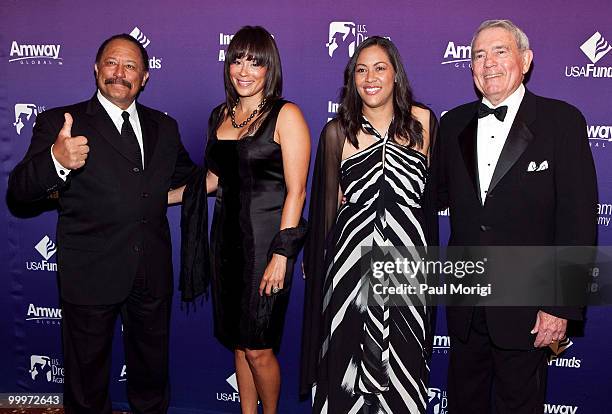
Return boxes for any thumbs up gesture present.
[52,113,89,170]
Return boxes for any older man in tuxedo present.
[9,34,197,413]
[438,20,597,413]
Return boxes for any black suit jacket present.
[438,89,597,349]
[9,95,197,305]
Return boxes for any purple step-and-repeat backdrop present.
[2,1,611,413]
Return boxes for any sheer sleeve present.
[299,119,344,396]
[423,108,440,247]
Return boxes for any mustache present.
[104,78,132,88]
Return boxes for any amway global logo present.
[29,355,64,383]
[441,42,471,68]
[128,27,162,69]
[26,303,62,325]
[432,335,450,354]
[26,235,58,272]
[216,372,240,402]
[565,31,612,78]
[427,387,448,414]
[14,103,45,135]
[9,41,62,65]
[598,203,611,227]
[588,125,611,149]
[118,364,127,382]
[544,403,578,414]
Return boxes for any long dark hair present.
[222,26,283,132]
[338,36,423,149]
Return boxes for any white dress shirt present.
[51,91,144,180]
[477,84,525,203]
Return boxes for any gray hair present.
[471,19,530,52]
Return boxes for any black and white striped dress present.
[313,118,429,414]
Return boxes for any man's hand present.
[531,310,567,348]
[52,113,89,170]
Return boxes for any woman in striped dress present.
[300,36,439,413]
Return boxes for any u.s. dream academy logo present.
[29,354,64,384]
[327,22,358,58]
[14,103,45,135]
[326,21,389,59]
[427,387,448,414]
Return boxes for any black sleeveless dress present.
[205,99,294,351]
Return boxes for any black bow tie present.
[478,103,508,122]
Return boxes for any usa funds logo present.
[26,235,58,272]
[9,41,62,65]
[216,372,240,403]
[547,337,582,369]
[129,26,162,69]
[565,31,612,78]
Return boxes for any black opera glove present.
[267,218,308,260]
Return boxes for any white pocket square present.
[527,160,548,172]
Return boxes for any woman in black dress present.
[172,26,310,414]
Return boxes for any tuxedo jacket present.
[438,89,597,349]
[9,95,197,305]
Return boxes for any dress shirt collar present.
[96,90,138,122]
[481,83,525,121]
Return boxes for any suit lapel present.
[458,114,482,204]
[487,90,536,194]
[84,96,143,167]
[137,104,158,170]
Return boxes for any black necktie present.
[477,103,508,122]
[121,111,143,168]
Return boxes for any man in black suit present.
[438,20,597,413]
[9,34,197,413]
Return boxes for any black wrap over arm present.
[267,218,308,261]
[179,169,210,302]
[299,119,345,397]
[179,106,224,303]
